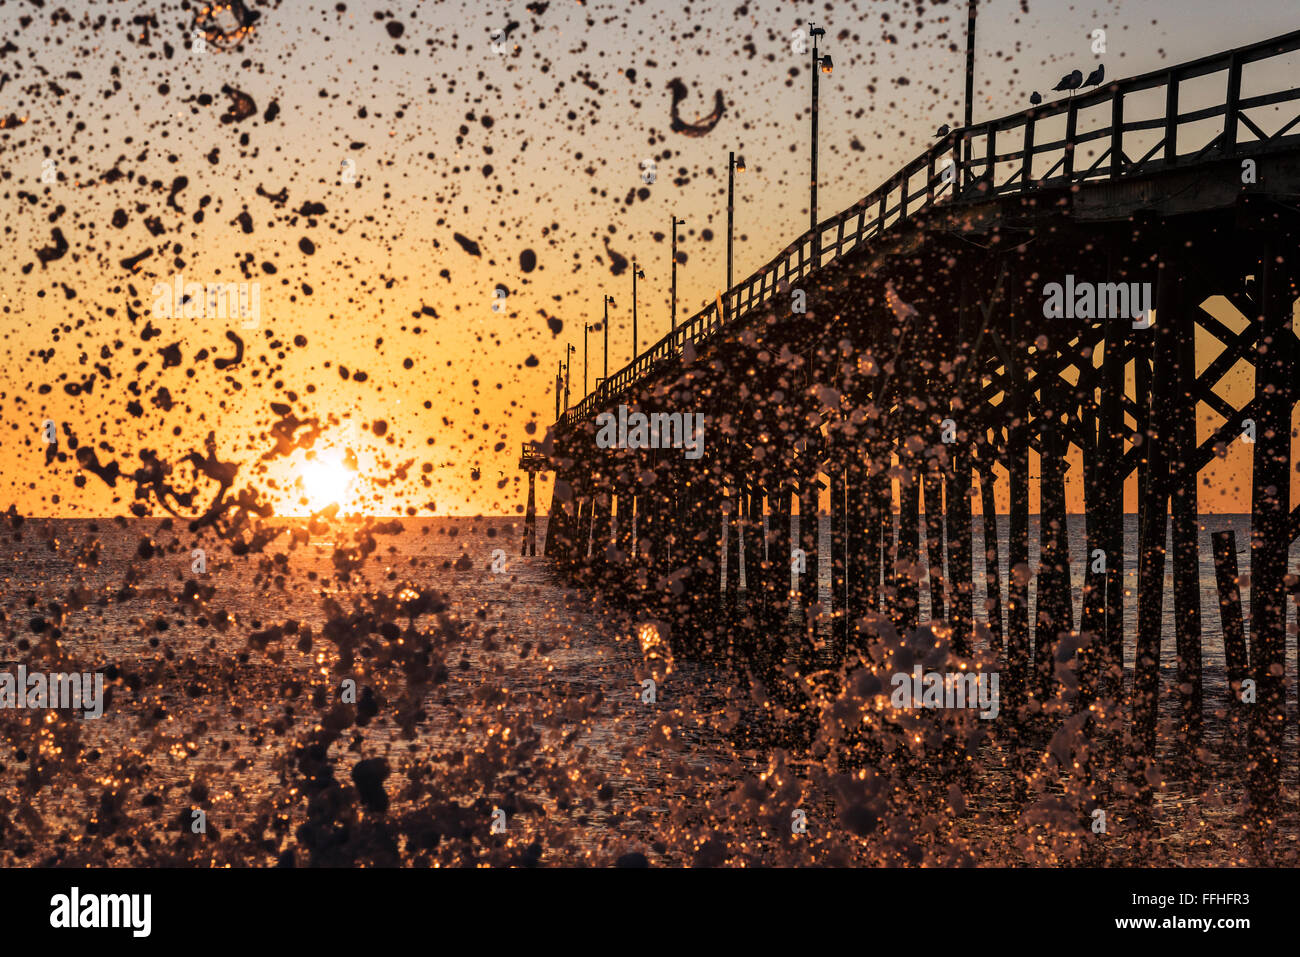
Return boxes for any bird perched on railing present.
[1029,91,1042,105]
[1083,63,1105,88]
[1053,69,1084,96]
[937,123,951,137]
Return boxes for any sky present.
[1,0,1297,517]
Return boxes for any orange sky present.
[1,0,1296,517]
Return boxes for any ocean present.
[0,513,1295,866]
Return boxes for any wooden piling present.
[798,463,820,623]
[744,486,765,614]
[1036,376,1071,709]
[923,467,947,623]
[977,463,1004,651]
[946,450,974,655]
[522,470,537,556]
[846,461,869,629]
[872,466,891,617]
[829,462,848,652]
[1246,240,1294,822]
[590,487,611,567]
[897,465,921,634]
[1095,307,1127,705]
[1211,529,1248,741]
[1168,269,1204,752]
[724,483,741,609]
[768,478,793,633]
[1005,288,1031,721]
[880,463,900,628]
[1134,259,1175,754]
[574,496,590,561]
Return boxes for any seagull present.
[1029,91,1042,105]
[1052,69,1084,96]
[1083,63,1105,88]
[937,123,950,137]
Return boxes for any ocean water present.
[0,516,746,866]
[1,513,1295,866]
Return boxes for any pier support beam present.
[977,462,1003,651]
[829,461,848,653]
[846,460,869,630]
[798,459,820,625]
[1004,277,1033,723]
[1168,265,1204,755]
[1246,235,1295,826]
[946,450,973,655]
[923,466,946,624]
[1036,374,1071,710]
[897,463,921,635]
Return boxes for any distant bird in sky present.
[1029,91,1042,105]
[1053,69,1084,95]
[1084,64,1105,88]
[937,123,950,137]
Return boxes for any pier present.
[534,29,1300,836]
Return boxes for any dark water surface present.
[1,515,1296,866]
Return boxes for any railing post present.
[927,150,936,205]
[985,125,996,190]
[1110,84,1124,178]
[1223,51,1242,154]
[1063,99,1078,180]
[1164,69,1179,165]
[1022,111,1036,186]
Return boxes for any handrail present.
[559,27,1300,430]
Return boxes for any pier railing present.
[559,27,1300,429]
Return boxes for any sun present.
[300,447,355,512]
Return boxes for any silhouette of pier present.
[532,29,1300,840]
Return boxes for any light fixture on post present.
[727,151,746,293]
[670,215,685,333]
[565,344,574,410]
[584,322,597,396]
[631,260,645,362]
[810,21,833,258]
[603,294,614,383]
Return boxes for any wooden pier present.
[535,30,1300,834]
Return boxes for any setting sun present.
[300,448,355,512]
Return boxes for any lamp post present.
[964,0,977,173]
[632,259,645,361]
[670,215,685,333]
[565,344,574,409]
[584,322,596,396]
[727,152,745,292]
[603,294,613,382]
[810,22,833,253]
[964,0,977,134]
